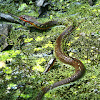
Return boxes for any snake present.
[19,15,86,100]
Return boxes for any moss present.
[0,0,100,100]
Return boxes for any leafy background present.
[0,0,100,100]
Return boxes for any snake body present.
[19,15,85,100]
[19,15,58,30]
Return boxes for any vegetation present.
[0,0,100,100]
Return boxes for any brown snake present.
[19,15,86,100]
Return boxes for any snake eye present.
[22,16,25,19]
[20,15,26,20]
[23,17,25,20]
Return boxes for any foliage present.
[0,0,100,100]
